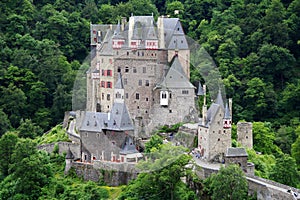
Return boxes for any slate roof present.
[224,103,231,119]
[107,102,134,131]
[120,136,138,155]
[226,147,248,157]
[197,82,204,96]
[215,89,224,109]
[80,112,107,132]
[115,73,124,89]
[158,56,194,89]
[100,29,114,56]
[206,103,220,126]
[162,18,188,50]
[112,21,125,39]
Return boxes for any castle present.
[86,15,197,138]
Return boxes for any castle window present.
[169,93,172,98]
[182,90,189,94]
[124,78,127,85]
[125,67,129,73]
[133,67,137,73]
[107,82,112,88]
[146,98,149,101]
[107,94,111,101]
[246,136,248,139]
[107,70,112,76]
[137,106,139,109]
[142,52,144,56]
[219,130,221,134]
[145,110,148,113]
[127,51,129,56]
[218,138,220,141]
[102,93,104,100]
[138,80,142,86]
[116,92,121,98]
[143,67,146,73]
[101,69,105,76]
[125,93,128,99]
[117,67,121,72]
[223,130,226,133]
[145,80,149,86]
[101,81,105,87]
[162,92,167,99]
[169,110,172,113]
[136,93,140,100]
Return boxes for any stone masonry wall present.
[71,161,138,186]
[38,142,80,159]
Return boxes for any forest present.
[0,0,299,199]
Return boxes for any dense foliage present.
[1,0,300,197]
[0,132,114,199]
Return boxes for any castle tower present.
[237,122,253,149]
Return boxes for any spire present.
[115,73,124,89]
[215,89,224,109]
[224,102,231,119]
[197,82,204,96]
[120,136,138,155]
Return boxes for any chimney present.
[121,17,127,31]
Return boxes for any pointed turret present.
[120,136,138,155]
[223,102,231,129]
[215,89,224,109]
[114,73,124,103]
[197,82,204,96]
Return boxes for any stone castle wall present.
[71,161,138,186]
[38,142,80,159]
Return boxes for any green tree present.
[210,165,248,200]
[17,119,43,139]
[291,126,300,166]
[252,122,281,155]
[0,109,12,136]
[120,143,196,200]
[144,134,163,153]
[269,154,299,187]
[0,132,18,176]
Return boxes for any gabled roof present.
[226,147,248,157]
[120,136,138,155]
[80,112,108,132]
[107,103,133,131]
[158,56,194,89]
[162,18,188,50]
[146,25,157,40]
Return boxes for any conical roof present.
[224,102,231,119]
[197,82,204,96]
[115,73,124,89]
[215,89,224,109]
[120,136,138,155]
